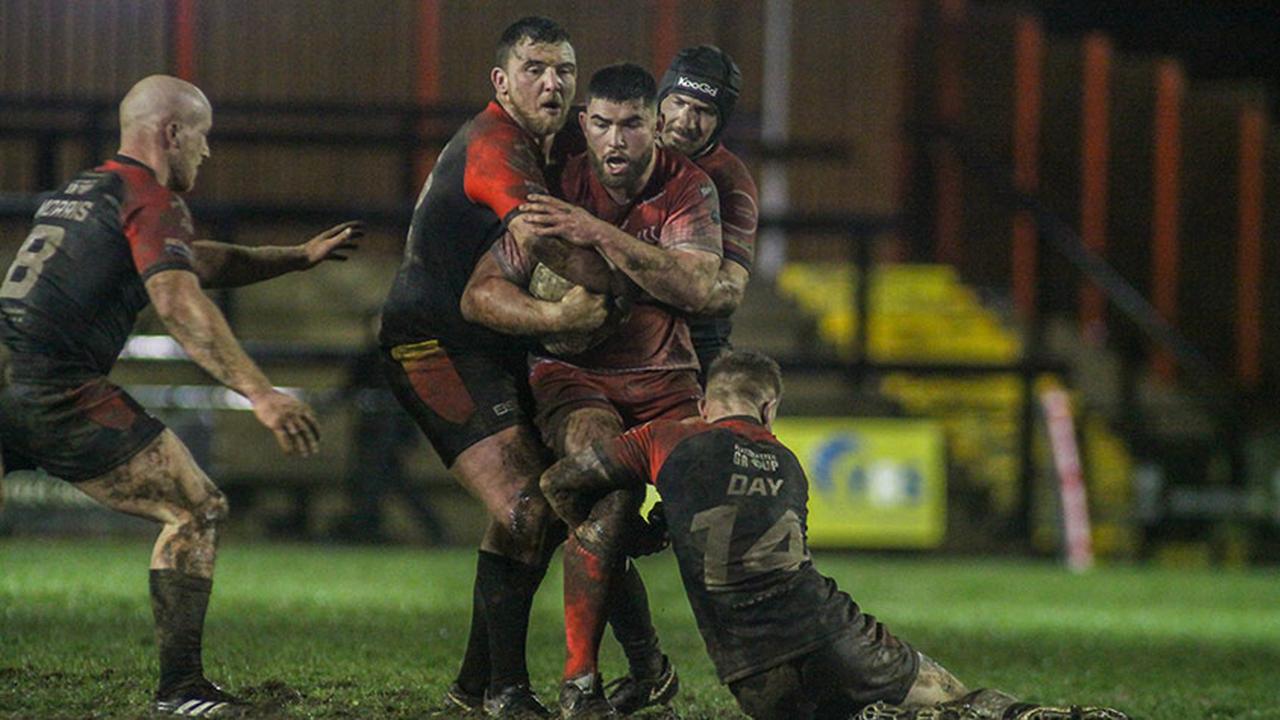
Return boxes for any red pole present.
[1011,14,1042,321]
[934,0,965,266]
[1236,106,1265,387]
[173,0,198,81]
[895,0,921,224]
[1150,60,1183,381]
[652,0,680,73]
[1079,34,1111,342]
[415,0,442,187]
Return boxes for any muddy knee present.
[572,489,638,557]
[484,488,557,562]
[194,489,229,526]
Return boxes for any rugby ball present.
[528,263,631,356]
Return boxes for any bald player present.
[0,74,361,718]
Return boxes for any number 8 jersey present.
[597,415,864,684]
[0,155,197,382]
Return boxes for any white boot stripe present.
[178,700,204,713]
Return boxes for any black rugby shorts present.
[727,622,919,720]
[381,340,533,467]
[0,376,166,482]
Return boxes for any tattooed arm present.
[145,269,320,456]
[698,260,750,317]
[192,221,362,289]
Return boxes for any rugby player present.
[657,45,758,383]
[0,74,359,718]
[377,16,604,718]
[594,45,762,716]
[492,63,722,718]
[541,351,1131,720]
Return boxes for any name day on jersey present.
[727,473,784,497]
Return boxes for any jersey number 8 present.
[1,224,66,301]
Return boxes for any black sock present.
[607,559,664,680]
[454,555,490,696]
[149,569,212,697]
[476,550,548,691]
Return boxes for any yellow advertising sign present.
[772,418,947,549]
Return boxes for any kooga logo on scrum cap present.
[676,75,718,97]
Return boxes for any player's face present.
[166,106,211,193]
[496,39,577,138]
[582,98,656,195]
[658,92,718,156]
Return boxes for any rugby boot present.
[854,690,1017,720]
[604,654,679,714]
[1002,704,1130,720]
[484,683,554,719]
[854,702,963,719]
[442,681,485,713]
[855,691,1130,720]
[959,689,1130,720]
[559,674,619,719]
[152,678,252,718]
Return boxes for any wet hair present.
[705,350,782,408]
[496,16,571,67]
[587,63,657,108]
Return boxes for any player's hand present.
[556,285,608,333]
[627,502,670,557]
[507,213,539,250]
[521,194,608,248]
[300,221,364,267]
[251,390,321,456]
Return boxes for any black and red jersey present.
[496,147,722,372]
[696,143,757,272]
[688,142,759,368]
[597,415,852,683]
[379,101,561,355]
[0,155,197,382]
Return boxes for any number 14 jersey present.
[598,415,856,684]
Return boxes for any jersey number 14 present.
[689,505,807,587]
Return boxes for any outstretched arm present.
[145,269,320,456]
[192,221,362,288]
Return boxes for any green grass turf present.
[2,538,1278,719]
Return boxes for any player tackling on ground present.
[0,74,361,718]
[541,350,1131,720]
[378,16,605,719]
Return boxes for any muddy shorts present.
[528,358,701,446]
[381,340,534,468]
[0,376,166,482]
[727,625,920,720]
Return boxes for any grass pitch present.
[2,538,1278,719]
